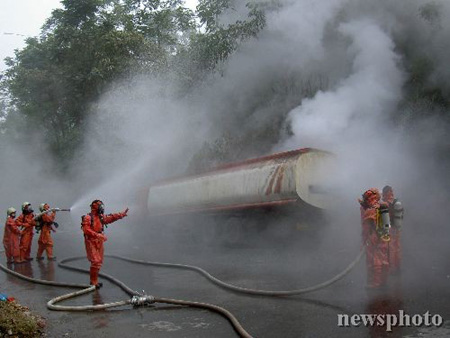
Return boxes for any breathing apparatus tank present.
[377,204,391,242]
[392,199,404,229]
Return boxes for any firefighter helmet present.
[90,200,105,214]
[382,185,393,196]
[22,202,31,211]
[363,188,380,202]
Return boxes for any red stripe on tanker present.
[147,148,335,215]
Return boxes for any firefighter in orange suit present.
[3,207,22,264]
[81,200,128,287]
[359,188,390,289]
[16,202,36,262]
[382,185,403,275]
[36,203,58,261]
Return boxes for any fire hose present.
[34,208,71,221]
[103,246,366,296]
[0,245,366,338]
[0,253,253,338]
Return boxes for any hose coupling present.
[130,295,155,307]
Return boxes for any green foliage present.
[175,0,271,86]
[419,1,442,27]
[384,3,450,128]
[198,0,266,67]
[392,3,450,126]
[117,0,195,47]
[186,72,329,174]
[6,0,449,174]
[1,0,195,169]
[0,0,279,168]
[398,54,450,126]
[0,300,45,337]
[197,0,233,32]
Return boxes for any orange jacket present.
[361,206,378,244]
[361,205,389,263]
[38,211,56,245]
[3,216,21,244]
[16,213,36,235]
[81,211,127,240]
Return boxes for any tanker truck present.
[137,148,336,244]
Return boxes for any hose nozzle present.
[52,208,71,212]
[130,295,155,307]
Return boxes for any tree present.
[1,0,195,168]
[173,0,275,88]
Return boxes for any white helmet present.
[7,207,16,216]
[39,203,47,212]
[22,202,31,211]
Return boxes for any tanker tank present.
[139,148,336,244]
[147,148,335,216]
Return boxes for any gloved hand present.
[97,233,108,242]
[53,222,59,228]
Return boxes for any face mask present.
[98,204,105,214]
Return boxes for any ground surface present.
[1,209,450,338]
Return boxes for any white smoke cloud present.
[3,0,447,239]
[282,18,404,150]
[72,0,450,207]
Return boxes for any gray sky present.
[0,0,198,72]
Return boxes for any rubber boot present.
[47,246,56,260]
[90,267,102,288]
[90,267,99,285]
[37,244,45,261]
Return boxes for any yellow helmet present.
[7,207,16,216]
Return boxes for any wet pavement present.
[1,212,450,338]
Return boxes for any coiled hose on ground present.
[0,245,366,338]
[103,245,366,296]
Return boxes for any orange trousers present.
[365,239,389,288]
[20,232,33,261]
[84,238,104,285]
[37,243,54,259]
[3,236,20,263]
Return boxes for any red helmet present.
[361,188,380,208]
[90,200,105,214]
[363,188,380,200]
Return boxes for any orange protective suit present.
[81,201,128,286]
[37,210,56,260]
[16,213,36,261]
[3,216,21,263]
[360,188,390,289]
[382,186,401,274]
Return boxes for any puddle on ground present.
[138,317,211,332]
[403,322,450,338]
[139,321,182,332]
